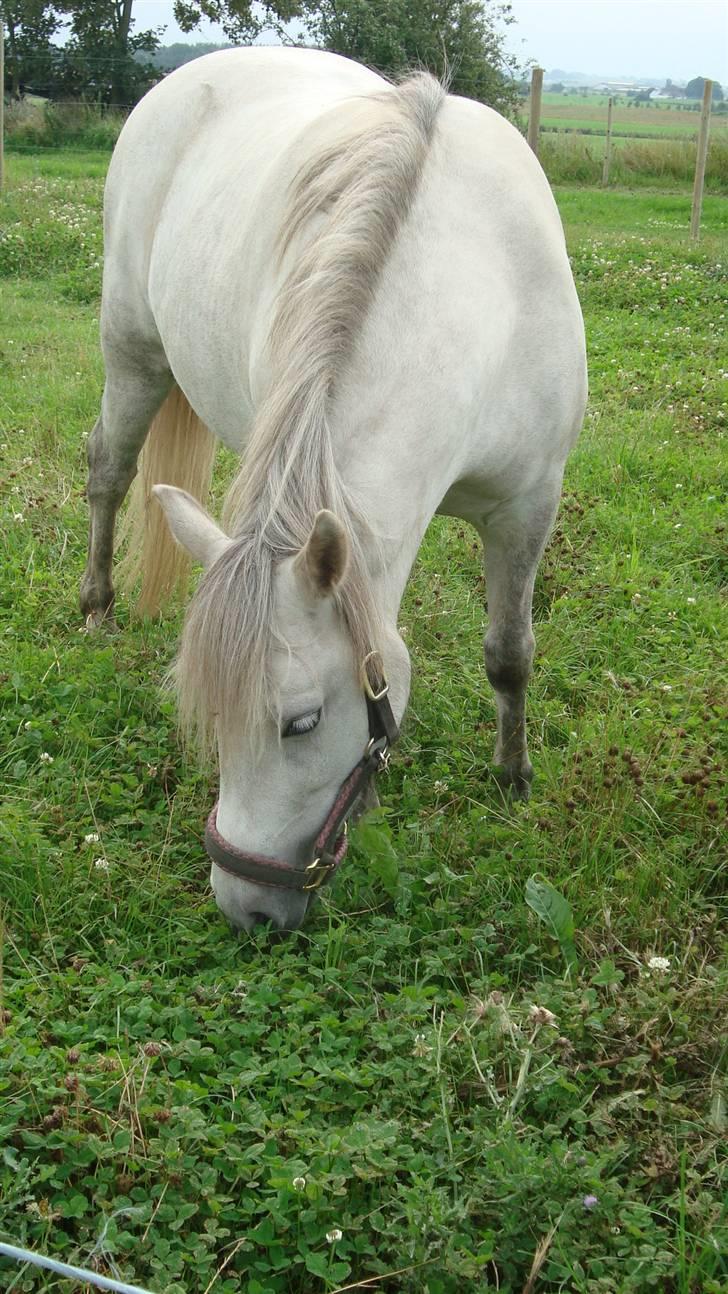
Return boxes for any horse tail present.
[117,385,217,616]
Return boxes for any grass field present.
[535,92,728,191]
[541,96,715,137]
[1,151,727,1294]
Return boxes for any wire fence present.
[5,42,526,96]
[4,56,726,201]
[0,1241,157,1294]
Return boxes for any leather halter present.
[204,652,399,894]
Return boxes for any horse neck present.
[333,411,445,630]
[331,341,461,632]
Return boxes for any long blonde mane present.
[174,72,445,752]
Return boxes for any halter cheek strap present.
[204,653,399,893]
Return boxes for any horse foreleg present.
[479,487,560,800]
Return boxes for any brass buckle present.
[361,651,389,703]
[303,858,330,891]
[302,821,348,891]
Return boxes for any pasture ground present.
[540,92,726,139]
[1,153,727,1293]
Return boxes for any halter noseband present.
[204,652,399,894]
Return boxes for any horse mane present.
[173,70,445,754]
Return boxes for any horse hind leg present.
[80,357,172,626]
[479,485,561,800]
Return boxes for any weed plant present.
[4,100,127,153]
[540,132,728,191]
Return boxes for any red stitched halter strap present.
[203,655,399,893]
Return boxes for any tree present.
[50,2,301,102]
[2,1,61,98]
[685,76,724,102]
[148,41,231,72]
[299,0,522,115]
[5,0,524,112]
[56,1,162,105]
[172,0,301,43]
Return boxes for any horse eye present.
[282,708,322,738]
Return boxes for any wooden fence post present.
[602,96,614,186]
[690,79,713,241]
[527,67,544,156]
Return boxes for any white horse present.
[80,47,586,932]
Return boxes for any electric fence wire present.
[0,1241,158,1294]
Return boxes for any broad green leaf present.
[525,874,578,974]
[355,816,399,897]
[304,1251,330,1278]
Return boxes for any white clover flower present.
[326,1228,343,1244]
[412,1033,432,1057]
[39,752,53,764]
[13,513,24,523]
[529,1004,557,1028]
[94,858,110,872]
[433,779,448,792]
[686,597,696,605]
[292,1176,306,1192]
[647,955,670,974]
[84,832,100,845]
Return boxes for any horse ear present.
[152,485,231,569]
[294,510,350,597]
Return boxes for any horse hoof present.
[493,765,533,802]
[509,776,532,803]
[84,609,118,632]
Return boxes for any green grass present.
[540,91,725,127]
[541,116,708,139]
[0,152,726,1294]
[534,92,728,189]
[4,99,127,153]
[540,132,728,191]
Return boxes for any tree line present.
[2,0,522,114]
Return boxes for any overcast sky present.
[133,0,728,85]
